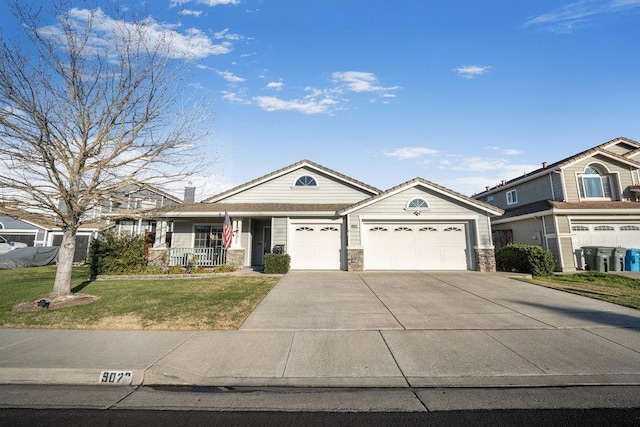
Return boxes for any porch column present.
[154,221,167,248]
[231,219,242,249]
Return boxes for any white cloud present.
[179,9,202,17]
[220,90,250,104]
[503,149,522,156]
[170,0,239,7]
[454,65,493,79]
[266,81,284,90]
[41,8,237,60]
[384,147,438,160]
[524,0,640,33]
[217,70,246,83]
[253,95,338,115]
[332,71,400,94]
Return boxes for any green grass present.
[0,266,279,330]
[525,272,640,310]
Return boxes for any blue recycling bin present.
[626,249,640,272]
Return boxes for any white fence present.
[167,247,226,267]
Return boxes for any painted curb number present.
[99,370,133,384]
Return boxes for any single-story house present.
[148,160,503,272]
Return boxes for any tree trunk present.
[51,228,76,298]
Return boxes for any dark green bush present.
[89,231,146,276]
[264,253,290,274]
[496,244,555,276]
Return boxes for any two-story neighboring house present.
[473,136,640,272]
[0,184,185,263]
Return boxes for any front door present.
[252,222,272,265]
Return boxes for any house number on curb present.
[99,370,133,384]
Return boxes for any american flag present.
[222,211,232,250]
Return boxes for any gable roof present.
[339,177,504,216]
[123,183,183,204]
[475,136,640,197]
[202,159,381,203]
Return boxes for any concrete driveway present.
[241,271,640,331]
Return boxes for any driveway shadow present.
[504,300,640,328]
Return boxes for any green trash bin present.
[595,247,615,272]
[582,247,598,271]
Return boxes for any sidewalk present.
[1,271,640,389]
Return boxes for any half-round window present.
[294,175,317,187]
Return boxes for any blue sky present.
[2,0,639,200]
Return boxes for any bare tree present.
[0,1,210,299]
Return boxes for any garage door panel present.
[290,224,341,270]
[364,223,468,270]
[572,223,640,251]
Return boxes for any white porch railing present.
[168,247,227,267]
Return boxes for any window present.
[294,175,317,187]
[418,227,437,232]
[578,165,611,199]
[506,190,518,205]
[320,227,339,232]
[443,226,463,232]
[593,225,615,231]
[620,225,640,231]
[194,225,222,248]
[394,227,412,232]
[572,225,589,232]
[369,227,388,232]
[407,198,429,209]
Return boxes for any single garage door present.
[290,224,342,270]
[364,223,468,270]
[572,223,640,249]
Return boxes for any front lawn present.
[525,272,640,310]
[0,266,279,330]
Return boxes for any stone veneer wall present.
[147,248,167,267]
[347,248,364,271]
[226,249,246,268]
[475,248,496,272]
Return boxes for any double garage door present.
[363,223,469,270]
[571,223,640,249]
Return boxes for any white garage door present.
[364,223,468,270]
[572,223,640,249]
[290,224,342,270]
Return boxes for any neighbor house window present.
[294,175,317,187]
[194,225,222,248]
[578,165,611,199]
[506,190,518,205]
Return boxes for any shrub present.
[211,264,235,273]
[264,253,290,274]
[89,231,146,276]
[496,244,555,276]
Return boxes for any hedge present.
[264,253,290,274]
[89,231,146,276]
[495,244,555,276]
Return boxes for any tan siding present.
[561,154,637,202]
[559,236,577,271]
[221,167,373,204]
[556,216,571,234]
